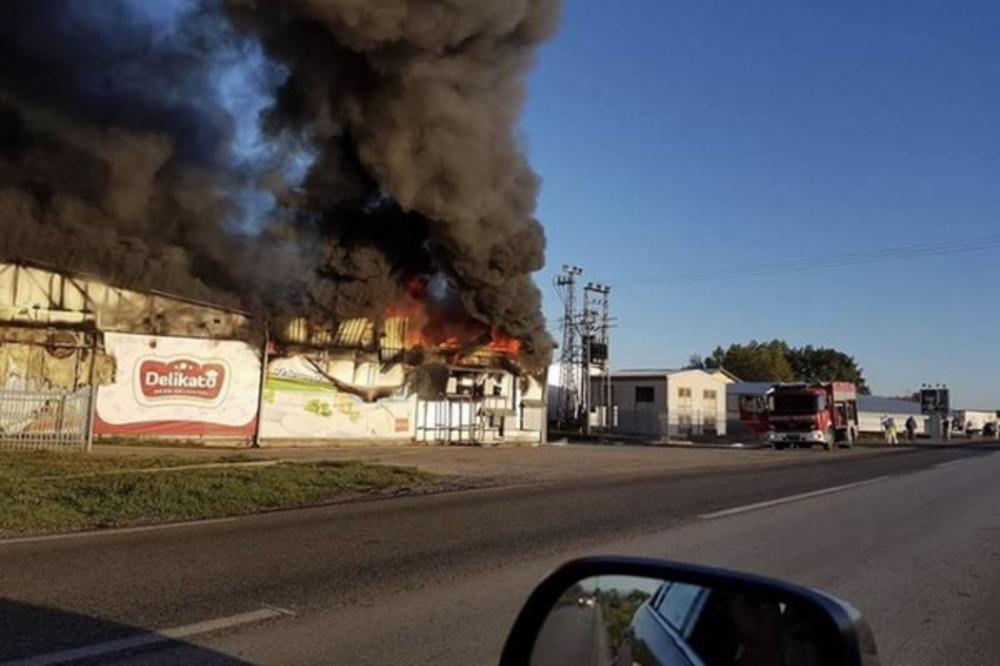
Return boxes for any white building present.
[952,409,998,434]
[593,369,728,439]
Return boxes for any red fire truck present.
[738,394,770,435]
[767,382,859,450]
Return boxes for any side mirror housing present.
[500,556,879,666]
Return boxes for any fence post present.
[84,332,99,452]
[55,394,66,435]
[251,327,270,448]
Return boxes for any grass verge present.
[0,450,436,537]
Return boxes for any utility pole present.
[554,268,614,435]
[600,284,613,431]
[554,265,583,429]
[583,283,612,434]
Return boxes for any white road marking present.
[699,476,891,520]
[0,515,242,547]
[0,606,295,666]
[934,458,967,468]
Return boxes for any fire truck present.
[767,382,859,450]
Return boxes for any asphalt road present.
[1,444,998,665]
[532,604,610,666]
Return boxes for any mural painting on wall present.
[95,333,261,437]
[260,355,415,440]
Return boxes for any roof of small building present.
[858,395,923,415]
[727,381,776,396]
[608,368,721,379]
[710,367,743,382]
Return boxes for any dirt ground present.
[90,442,902,486]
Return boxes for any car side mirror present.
[500,556,879,666]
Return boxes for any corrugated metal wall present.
[0,262,251,339]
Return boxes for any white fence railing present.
[0,387,92,450]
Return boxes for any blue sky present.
[522,0,1000,407]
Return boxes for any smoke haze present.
[0,0,559,367]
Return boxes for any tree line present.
[688,340,870,394]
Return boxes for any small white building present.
[952,409,998,434]
[593,369,728,439]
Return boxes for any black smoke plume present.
[0,0,559,369]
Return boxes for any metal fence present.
[0,387,92,450]
[611,408,719,440]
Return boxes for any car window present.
[654,582,703,630]
[649,582,671,608]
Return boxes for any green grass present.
[0,451,435,536]
[0,451,200,482]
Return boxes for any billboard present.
[95,333,261,438]
[259,355,415,440]
[920,388,950,415]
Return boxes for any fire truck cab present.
[767,382,859,450]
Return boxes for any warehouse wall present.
[664,370,727,438]
[598,370,728,439]
[607,376,669,437]
[0,262,250,339]
[260,354,415,442]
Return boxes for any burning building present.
[0,259,258,445]
[0,259,545,447]
[261,273,547,445]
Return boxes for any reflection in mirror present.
[531,575,834,666]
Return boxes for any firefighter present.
[881,414,898,444]
[905,415,918,442]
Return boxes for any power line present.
[613,233,1000,288]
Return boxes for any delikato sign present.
[137,358,228,403]
[97,333,259,438]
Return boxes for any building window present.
[678,387,693,411]
[678,413,693,436]
[635,386,655,403]
[703,389,717,400]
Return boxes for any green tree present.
[787,345,870,394]
[701,340,870,392]
[713,340,795,382]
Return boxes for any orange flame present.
[486,329,521,355]
[383,276,521,358]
